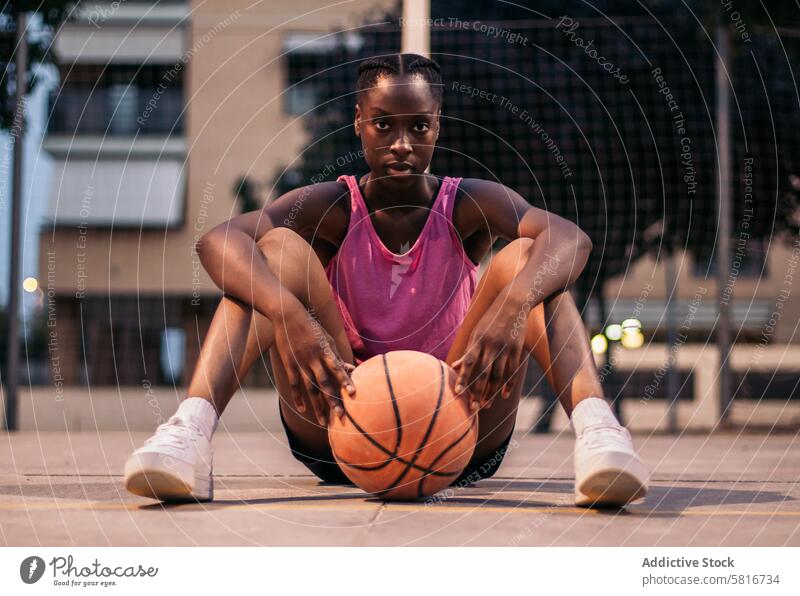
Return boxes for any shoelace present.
[144,416,204,450]
[578,423,632,450]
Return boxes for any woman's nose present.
[390,132,412,156]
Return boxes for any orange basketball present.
[328,350,478,501]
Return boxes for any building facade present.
[39,0,395,387]
[39,0,797,396]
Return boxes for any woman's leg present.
[186,226,354,454]
[446,237,603,463]
[185,294,275,414]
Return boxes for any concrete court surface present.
[1,425,799,547]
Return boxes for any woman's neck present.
[359,172,438,211]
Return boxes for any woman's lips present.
[385,163,413,174]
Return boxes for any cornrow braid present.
[356,53,443,107]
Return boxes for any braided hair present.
[356,53,443,107]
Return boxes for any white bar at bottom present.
[1,547,798,595]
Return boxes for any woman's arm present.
[499,205,592,315]
[452,179,593,407]
[196,182,345,320]
[196,181,354,422]
[456,178,591,313]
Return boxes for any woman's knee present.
[257,227,351,361]
[256,226,327,306]
[257,226,312,263]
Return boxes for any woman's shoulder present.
[453,178,516,217]
[456,177,513,196]
[266,179,351,242]
[452,177,532,238]
[454,177,529,207]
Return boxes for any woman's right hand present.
[272,303,356,426]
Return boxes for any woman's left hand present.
[451,296,529,411]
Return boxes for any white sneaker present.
[124,415,213,502]
[573,423,648,507]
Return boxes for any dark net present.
[278,0,800,299]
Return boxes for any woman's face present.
[355,73,440,182]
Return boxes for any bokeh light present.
[590,333,608,354]
[621,330,645,349]
[22,277,39,293]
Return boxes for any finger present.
[318,337,357,397]
[312,363,335,401]
[455,346,481,411]
[471,350,494,409]
[483,342,510,408]
[309,386,328,426]
[502,351,526,400]
[309,375,331,426]
[284,363,306,414]
[315,364,344,420]
[490,343,513,402]
[486,350,509,407]
[300,367,327,426]
[327,354,357,397]
[310,360,338,417]
[473,345,497,408]
[500,352,517,399]
[454,347,476,394]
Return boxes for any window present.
[49,63,184,135]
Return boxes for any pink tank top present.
[325,175,479,364]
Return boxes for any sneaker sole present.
[575,451,648,507]
[124,453,213,502]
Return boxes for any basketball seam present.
[330,354,403,472]
[375,359,446,498]
[332,356,466,487]
[383,353,404,453]
[416,415,479,499]
[333,410,455,477]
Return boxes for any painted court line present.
[0,500,799,517]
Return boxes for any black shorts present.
[278,405,512,488]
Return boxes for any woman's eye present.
[374,120,389,130]
[414,122,430,132]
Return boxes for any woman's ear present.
[354,104,361,137]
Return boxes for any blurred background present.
[1,0,799,434]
